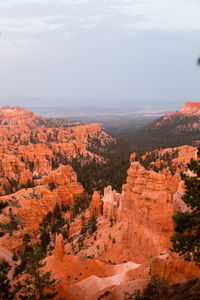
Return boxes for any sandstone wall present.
[122,162,181,259]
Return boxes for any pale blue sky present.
[0,0,200,105]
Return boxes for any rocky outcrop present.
[0,165,84,240]
[164,101,200,120]
[151,254,200,285]
[36,164,78,187]
[89,191,103,217]
[102,186,123,222]
[0,106,43,126]
[122,161,180,260]
[54,233,65,259]
[140,145,197,174]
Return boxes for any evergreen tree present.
[23,233,31,245]
[39,226,50,255]
[170,147,200,266]
[0,260,14,299]
[89,213,97,234]
[53,203,62,220]
[0,201,8,237]
[19,244,57,300]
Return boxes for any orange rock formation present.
[0,165,84,251]
[89,191,103,217]
[54,233,65,259]
[164,101,200,120]
[122,162,180,260]
[0,107,113,195]
[0,106,43,126]
[102,186,123,222]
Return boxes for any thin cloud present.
[0,15,66,34]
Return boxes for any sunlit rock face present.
[164,101,200,120]
[122,161,180,259]
[178,101,200,116]
[0,106,43,126]
[121,146,200,284]
[151,254,200,285]
[54,233,65,259]
[89,191,103,217]
[102,186,123,222]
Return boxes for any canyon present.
[0,106,113,196]
[0,104,200,299]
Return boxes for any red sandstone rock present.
[65,211,73,222]
[151,254,200,285]
[89,191,103,217]
[0,165,84,241]
[164,101,200,120]
[130,153,136,162]
[102,186,123,222]
[0,106,44,126]
[179,101,200,115]
[122,162,179,260]
[140,145,197,174]
[54,233,65,259]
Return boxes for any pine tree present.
[19,244,57,300]
[53,203,62,220]
[170,147,200,266]
[89,213,97,234]
[0,260,14,299]
[0,201,8,237]
[40,226,50,255]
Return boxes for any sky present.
[0,0,200,107]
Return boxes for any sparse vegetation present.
[19,244,57,300]
[0,260,14,300]
[0,207,19,237]
[48,182,57,191]
[98,290,111,300]
[170,147,200,266]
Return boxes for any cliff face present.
[122,162,180,259]
[121,150,200,283]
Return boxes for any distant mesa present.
[0,106,43,126]
[129,101,200,152]
[0,106,82,128]
[179,101,200,115]
[164,101,200,120]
